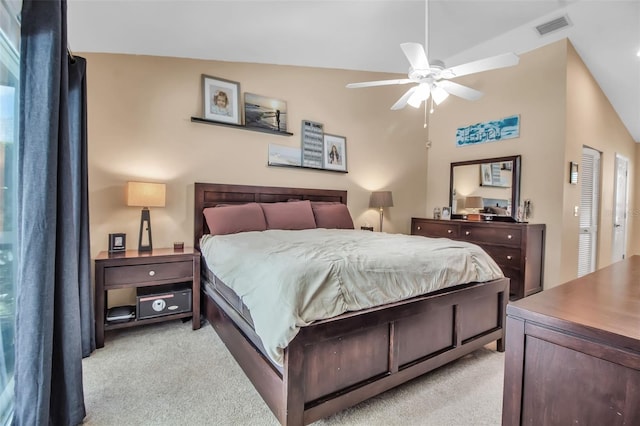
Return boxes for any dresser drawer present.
[460,225,521,246]
[104,261,193,286]
[412,221,459,238]
[481,245,522,268]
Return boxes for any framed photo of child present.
[323,134,347,172]
[202,74,241,125]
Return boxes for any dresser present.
[502,256,640,425]
[411,218,545,300]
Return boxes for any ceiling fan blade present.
[400,42,430,70]
[438,80,483,101]
[346,78,413,89]
[443,52,519,79]
[390,86,418,110]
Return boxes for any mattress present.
[200,228,503,365]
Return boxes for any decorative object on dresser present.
[369,190,394,232]
[94,247,201,348]
[503,256,640,425]
[411,217,545,300]
[440,206,451,220]
[126,181,166,252]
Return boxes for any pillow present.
[203,203,267,235]
[260,200,316,230]
[312,203,354,229]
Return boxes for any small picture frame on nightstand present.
[108,233,126,253]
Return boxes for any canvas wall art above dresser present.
[411,218,545,300]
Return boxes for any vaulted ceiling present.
[67,0,640,142]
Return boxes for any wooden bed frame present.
[194,182,509,426]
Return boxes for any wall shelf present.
[268,163,348,174]
[190,116,294,136]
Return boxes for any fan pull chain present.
[424,102,427,128]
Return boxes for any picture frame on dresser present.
[202,74,241,125]
[441,207,451,220]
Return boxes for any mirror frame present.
[449,155,521,222]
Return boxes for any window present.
[0,0,20,423]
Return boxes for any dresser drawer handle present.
[506,255,513,260]
[465,231,470,236]
[507,234,513,239]
[148,270,156,277]
[417,226,421,230]
[447,229,452,234]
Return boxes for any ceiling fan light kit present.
[346,0,520,115]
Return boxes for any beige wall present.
[564,42,636,280]
[426,39,636,289]
[86,38,637,299]
[85,53,430,260]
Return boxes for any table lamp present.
[126,181,166,251]
[369,191,393,232]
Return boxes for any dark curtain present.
[14,0,93,425]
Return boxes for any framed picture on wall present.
[202,74,241,125]
[323,134,347,172]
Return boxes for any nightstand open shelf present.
[94,247,201,348]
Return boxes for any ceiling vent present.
[535,15,572,36]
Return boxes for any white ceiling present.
[67,0,640,142]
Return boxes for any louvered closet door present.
[578,147,601,277]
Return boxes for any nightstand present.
[94,247,200,348]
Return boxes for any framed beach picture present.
[245,93,287,132]
[323,134,347,172]
[202,74,241,125]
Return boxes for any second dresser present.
[411,218,545,300]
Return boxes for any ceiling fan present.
[346,1,520,111]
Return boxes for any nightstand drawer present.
[105,261,193,286]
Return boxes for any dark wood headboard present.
[194,183,348,249]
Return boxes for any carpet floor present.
[82,320,504,425]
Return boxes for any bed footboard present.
[204,276,509,426]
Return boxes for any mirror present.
[449,155,521,222]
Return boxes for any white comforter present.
[200,229,503,366]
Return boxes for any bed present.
[194,182,509,426]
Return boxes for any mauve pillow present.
[203,203,267,235]
[260,200,316,230]
[312,203,354,229]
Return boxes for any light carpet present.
[82,320,504,425]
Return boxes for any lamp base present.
[138,207,153,252]
[379,208,384,232]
